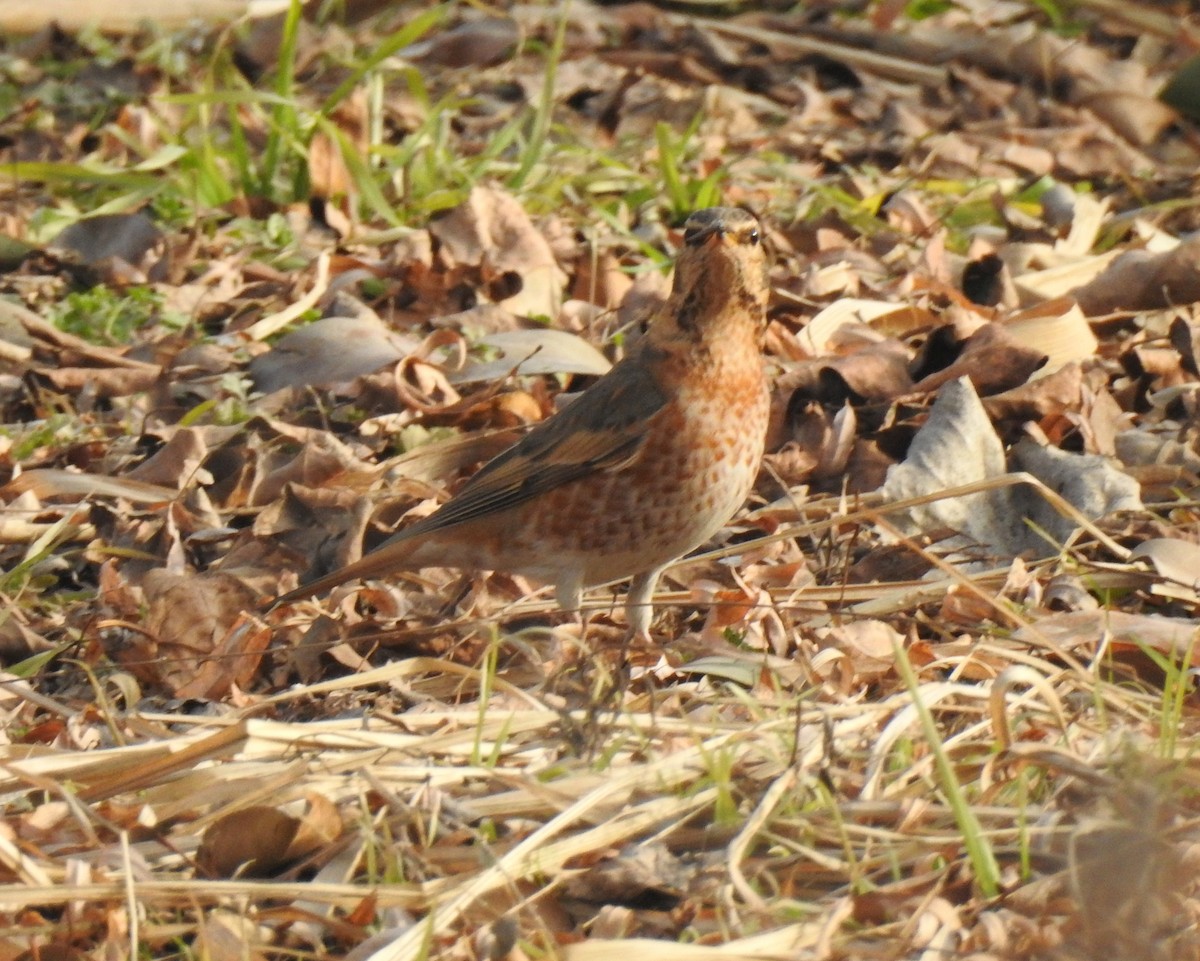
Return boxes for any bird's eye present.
[747,228,760,246]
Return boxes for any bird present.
[272,206,771,639]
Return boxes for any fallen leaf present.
[197,806,301,878]
[429,186,568,320]
[128,572,266,697]
[449,328,612,384]
[400,16,518,68]
[49,210,164,283]
[881,377,1006,541]
[249,313,419,392]
[1130,539,1200,591]
[1072,238,1200,316]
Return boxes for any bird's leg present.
[624,567,665,644]
[591,566,665,709]
[555,575,584,619]
[554,573,588,644]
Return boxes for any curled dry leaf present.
[250,426,380,508]
[4,468,178,504]
[981,361,1084,423]
[562,843,686,910]
[798,298,933,357]
[909,322,1047,397]
[1072,237,1200,316]
[881,377,1007,541]
[196,805,301,878]
[288,791,344,862]
[778,338,914,410]
[1014,609,1199,666]
[881,379,1140,558]
[1002,297,1097,376]
[1168,316,1200,377]
[813,620,901,686]
[125,426,213,489]
[1010,439,1142,547]
[691,578,768,649]
[430,303,524,336]
[1014,249,1122,304]
[194,913,270,961]
[430,186,568,320]
[767,398,857,487]
[1043,573,1100,612]
[40,365,162,398]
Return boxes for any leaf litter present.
[2,2,1200,959]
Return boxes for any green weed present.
[50,284,165,344]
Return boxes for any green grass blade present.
[655,122,688,218]
[319,6,447,116]
[894,642,1001,897]
[509,5,567,189]
[6,161,160,188]
[313,116,403,227]
[261,0,305,198]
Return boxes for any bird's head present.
[669,207,769,330]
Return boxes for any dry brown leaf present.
[196,806,301,878]
[909,322,1047,397]
[38,365,162,397]
[430,186,568,319]
[981,362,1084,423]
[813,620,900,685]
[1073,238,1200,316]
[881,377,1007,540]
[1002,297,1097,376]
[799,298,930,356]
[1014,610,1200,676]
[288,792,345,861]
[249,313,419,392]
[1010,439,1142,547]
[125,426,213,489]
[130,572,267,697]
[562,844,686,908]
[401,16,518,68]
[249,429,378,509]
[193,914,270,961]
[1130,539,1200,591]
[4,468,178,504]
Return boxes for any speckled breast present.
[503,345,770,588]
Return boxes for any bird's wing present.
[395,347,669,540]
[269,347,670,607]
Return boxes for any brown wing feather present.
[271,346,669,606]
[389,347,668,539]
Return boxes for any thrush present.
[273,206,771,638]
